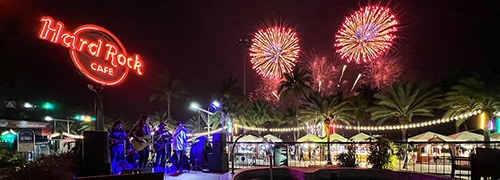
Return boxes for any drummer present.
[153,122,173,168]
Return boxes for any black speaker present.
[208,152,228,172]
[82,162,111,177]
[212,132,226,154]
[83,131,109,164]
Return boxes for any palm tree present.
[368,82,442,140]
[300,91,350,164]
[441,77,500,137]
[150,72,189,120]
[347,85,378,133]
[185,115,207,134]
[281,105,301,142]
[150,111,176,131]
[239,100,278,133]
[277,65,314,101]
[212,77,245,137]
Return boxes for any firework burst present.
[249,77,282,107]
[335,6,398,64]
[306,53,340,95]
[365,54,403,89]
[250,26,300,79]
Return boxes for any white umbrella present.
[264,134,282,142]
[237,135,261,142]
[350,132,371,142]
[408,131,455,142]
[298,134,325,142]
[448,131,484,141]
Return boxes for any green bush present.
[367,136,397,169]
[6,152,77,180]
[336,144,357,167]
[0,143,25,168]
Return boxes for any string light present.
[189,128,223,137]
[231,110,482,132]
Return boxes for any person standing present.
[129,115,151,169]
[172,122,187,175]
[153,122,172,168]
[108,120,126,175]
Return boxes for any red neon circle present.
[70,25,129,86]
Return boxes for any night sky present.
[1,0,500,138]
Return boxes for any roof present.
[325,133,347,142]
[350,132,371,142]
[298,134,325,142]
[237,135,261,142]
[448,131,484,141]
[263,134,282,142]
[408,131,455,142]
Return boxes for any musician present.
[153,122,172,168]
[108,120,126,175]
[129,115,151,169]
[172,121,187,175]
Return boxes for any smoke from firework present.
[306,53,340,95]
[249,77,282,106]
[365,55,403,89]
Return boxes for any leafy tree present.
[300,91,350,164]
[239,100,278,133]
[150,111,176,131]
[441,77,500,137]
[278,65,313,101]
[368,82,442,140]
[367,136,397,169]
[150,72,189,120]
[185,115,207,134]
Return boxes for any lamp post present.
[236,39,251,103]
[88,84,104,130]
[190,101,220,139]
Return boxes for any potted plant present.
[336,144,357,167]
[367,136,397,169]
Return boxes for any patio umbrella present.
[237,135,261,142]
[349,132,371,142]
[408,131,455,142]
[263,134,282,142]
[297,134,325,142]
[490,133,500,141]
[326,133,347,142]
[448,131,484,141]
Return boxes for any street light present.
[190,101,221,139]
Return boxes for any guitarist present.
[172,121,187,175]
[153,122,172,168]
[129,115,151,169]
[108,120,126,175]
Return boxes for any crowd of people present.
[107,115,188,176]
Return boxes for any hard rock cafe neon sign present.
[38,16,143,85]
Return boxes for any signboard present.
[17,129,35,152]
[38,16,144,85]
[4,101,16,109]
[273,144,288,166]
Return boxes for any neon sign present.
[38,16,143,85]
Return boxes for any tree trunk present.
[167,97,171,120]
[464,123,468,131]
[357,121,360,133]
[325,121,332,164]
[401,129,407,141]
[455,125,460,133]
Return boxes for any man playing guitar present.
[153,122,172,168]
[129,115,151,169]
[108,120,127,175]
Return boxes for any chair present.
[449,146,471,178]
[471,148,500,180]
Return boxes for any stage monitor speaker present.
[208,152,228,172]
[81,162,111,177]
[212,132,226,154]
[83,130,109,164]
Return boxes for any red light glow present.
[38,16,144,85]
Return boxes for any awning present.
[264,134,282,142]
[350,132,371,142]
[448,131,484,141]
[325,133,347,142]
[408,131,455,142]
[298,134,325,142]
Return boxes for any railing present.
[226,141,500,180]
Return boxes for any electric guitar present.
[130,135,153,151]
